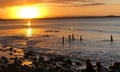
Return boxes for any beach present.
[0,18,120,68]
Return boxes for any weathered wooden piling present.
[110,35,113,42]
[68,34,71,43]
[62,36,65,45]
[80,35,83,41]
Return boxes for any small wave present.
[45,29,59,32]
[1,36,26,39]
[75,28,120,34]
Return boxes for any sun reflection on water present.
[27,27,32,37]
[27,20,31,26]
[26,21,32,37]
[22,20,46,37]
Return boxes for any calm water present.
[0,18,120,66]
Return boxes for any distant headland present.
[0,15,120,21]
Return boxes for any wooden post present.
[62,36,65,45]
[110,35,113,42]
[68,34,71,43]
[80,35,83,41]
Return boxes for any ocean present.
[0,17,120,66]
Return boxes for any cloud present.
[0,0,105,7]
[80,3,104,6]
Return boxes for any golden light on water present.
[26,21,32,37]
[19,20,46,37]
[22,60,32,66]
[27,27,32,37]
[27,20,31,26]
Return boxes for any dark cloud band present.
[0,0,105,7]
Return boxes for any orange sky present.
[0,0,120,19]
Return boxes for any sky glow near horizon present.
[0,0,120,19]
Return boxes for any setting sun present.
[18,7,39,19]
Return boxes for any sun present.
[18,7,39,19]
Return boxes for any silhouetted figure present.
[96,62,107,72]
[72,33,75,41]
[84,59,95,72]
[80,35,83,41]
[62,36,65,45]
[110,35,113,42]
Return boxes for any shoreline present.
[0,50,120,72]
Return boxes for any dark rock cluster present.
[0,50,81,72]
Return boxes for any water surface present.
[0,18,120,66]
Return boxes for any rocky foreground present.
[0,50,81,72]
[0,50,120,72]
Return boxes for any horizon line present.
[0,15,120,20]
